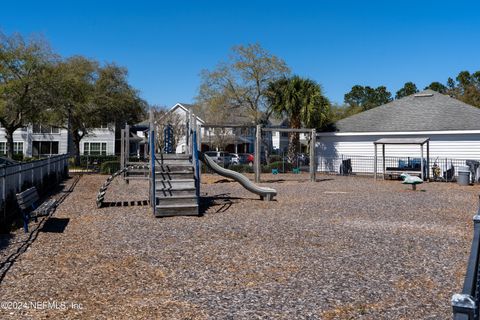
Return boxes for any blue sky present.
[1,1,479,107]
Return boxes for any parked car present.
[238,153,254,165]
[231,153,241,165]
[294,153,310,166]
[0,157,18,166]
[204,151,233,167]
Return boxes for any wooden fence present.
[0,154,69,229]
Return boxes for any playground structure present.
[253,126,317,183]
[97,109,279,217]
[199,123,318,183]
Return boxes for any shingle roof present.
[334,89,480,132]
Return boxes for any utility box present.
[458,166,470,186]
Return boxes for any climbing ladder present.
[154,153,199,216]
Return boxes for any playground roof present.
[374,137,430,145]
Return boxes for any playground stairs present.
[154,153,199,217]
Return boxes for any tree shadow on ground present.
[0,233,13,252]
[259,179,286,183]
[199,193,265,215]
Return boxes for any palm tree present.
[267,76,330,162]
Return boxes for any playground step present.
[155,167,193,173]
[156,179,195,189]
[156,153,191,160]
[155,187,196,197]
[156,195,198,205]
[155,158,192,165]
[128,167,150,173]
[155,203,199,217]
[156,171,194,180]
[156,161,192,166]
[156,164,194,172]
[125,176,149,181]
[126,162,149,167]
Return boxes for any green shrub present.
[12,153,24,162]
[263,161,293,173]
[229,164,254,173]
[80,155,119,166]
[22,157,37,162]
[268,155,282,163]
[101,161,120,174]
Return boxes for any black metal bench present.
[16,187,57,233]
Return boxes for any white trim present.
[170,103,205,124]
[317,130,480,137]
[83,141,108,155]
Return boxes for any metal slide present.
[199,152,277,201]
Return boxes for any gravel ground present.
[0,172,477,319]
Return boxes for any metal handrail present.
[452,196,480,319]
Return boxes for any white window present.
[32,141,59,157]
[13,142,23,154]
[84,142,107,155]
[0,142,23,155]
[33,124,60,134]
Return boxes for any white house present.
[269,117,311,153]
[0,124,116,158]
[317,89,480,174]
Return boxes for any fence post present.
[255,125,261,183]
[18,163,22,192]
[2,167,5,223]
[310,129,316,182]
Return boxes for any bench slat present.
[16,187,37,199]
[17,187,39,199]
[17,191,40,208]
[18,187,37,196]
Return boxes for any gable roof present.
[334,89,480,132]
[170,103,205,123]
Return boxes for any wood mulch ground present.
[0,172,476,319]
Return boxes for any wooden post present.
[125,125,130,184]
[420,144,424,181]
[186,111,190,155]
[374,143,377,180]
[198,124,203,150]
[190,112,195,155]
[382,144,385,180]
[125,125,130,162]
[427,142,431,180]
[255,125,261,183]
[310,129,316,182]
[149,109,155,215]
[120,129,125,170]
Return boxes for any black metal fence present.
[318,155,478,182]
[452,197,480,319]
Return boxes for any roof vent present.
[414,93,434,97]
